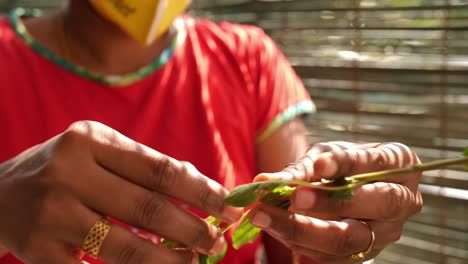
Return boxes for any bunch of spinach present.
[164,149,468,264]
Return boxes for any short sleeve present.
[251,29,315,143]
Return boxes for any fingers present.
[255,142,419,184]
[66,121,241,223]
[73,165,226,256]
[249,205,400,258]
[69,204,197,264]
[98,223,196,264]
[248,205,370,256]
[253,141,340,182]
[291,248,374,264]
[291,183,423,220]
[253,141,382,182]
[248,141,420,263]
[254,154,316,182]
[31,189,198,264]
[313,143,420,182]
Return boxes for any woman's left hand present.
[249,142,423,263]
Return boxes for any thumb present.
[254,155,316,182]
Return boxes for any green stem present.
[221,210,251,233]
[349,156,468,182]
[288,156,468,191]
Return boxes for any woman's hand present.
[0,121,242,264]
[249,142,423,263]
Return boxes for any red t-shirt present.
[0,11,314,264]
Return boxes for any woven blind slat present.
[193,1,468,263]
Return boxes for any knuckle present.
[135,194,167,228]
[35,191,63,230]
[149,156,177,190]
[413,192,424,214]
[61,123,89,144]
[381,186,405,219]
[311,142,353,153]
[61,121,110,149]
[189,224,212,248]
[67,121,104,134]
[335,150,357,176]
[373,149,388,170]
[117,244,147,264]
[310,143,333,153]
[388,228,403,243]
[197,182,224,214]
[54,131,88,156]
[380,142,419,166]
[334,227,356,256]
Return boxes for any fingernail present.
[294,189,316,210]
[222,206,243,222]
[251,211,271,228]
[209,236,226,255]
[320,154,338,177]
[253,173,274,182]
[254,172,293,182]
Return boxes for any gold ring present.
[82,218,111,258]
[351,221,376,261]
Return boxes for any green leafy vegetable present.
[162,216,222,250]
[165,151,468,264]
[199,243,228,264]
[225,154,468,209]
[224,181,284,207]
[161,238,185,249]
[232,215,261,249]
[260,185,294,208]
[329,178,358,199]
[205,215,221,226]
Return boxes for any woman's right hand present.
[0,121,242,264]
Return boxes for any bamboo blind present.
[192,1,468,263]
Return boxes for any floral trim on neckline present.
[9,8,186,87]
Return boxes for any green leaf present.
[205,215,221,226]
[161,238,185,249]
[199,243,228,264]
[331,188,354,199]
[163,216,221,250]
[225,181,286,207]
[272,185,296,196]
[260,185,295,208]
[232,216,261,249]
[329,178,357,199]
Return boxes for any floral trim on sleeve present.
[256,100,316,144]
